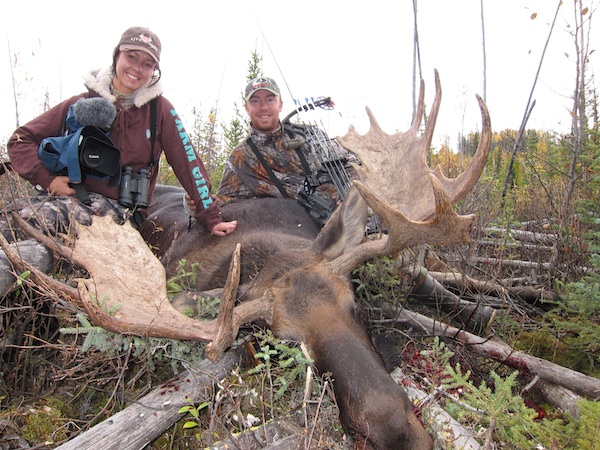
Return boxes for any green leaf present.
[178,405,195,414]
[196,401,209,412]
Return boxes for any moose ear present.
[311,185,368,261]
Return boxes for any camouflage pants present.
[0,193,130,243]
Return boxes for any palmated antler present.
[331,70,491,274]
[6,213,267,360]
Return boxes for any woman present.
[7,26,236,236]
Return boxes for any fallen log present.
[391,368,481,450]
[531,378,582,419]
[427,270,560,310]
[484,227,558,246]
[469,256,589,276]
[55,342,250,450]
[470,256,552,271]
[0,239,53,296]
[381,304,600,400]
[402,264,497,335]
[476,239,554,252]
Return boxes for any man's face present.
[245,90,283,133]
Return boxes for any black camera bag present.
[78,126,121,178]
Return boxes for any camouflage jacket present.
[217,122,354,206]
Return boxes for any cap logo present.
[129,33,159,53]
[252,79,270,90]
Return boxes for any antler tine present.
[355,175,474,251]
[422,69,442,152]
[205,243,241,360]
[337,70,491,220]
[432,92,492,204]
[409,77,426,135]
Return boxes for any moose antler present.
[331,69,491,274]
[4,212,267,360]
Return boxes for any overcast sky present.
[1,0,597,148]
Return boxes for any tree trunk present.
[552,0,589,274]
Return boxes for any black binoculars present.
[118,166,150,209]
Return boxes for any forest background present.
[0,0,600,449]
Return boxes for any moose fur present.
[141,186,434,450]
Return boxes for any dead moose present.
[4,71,490,450]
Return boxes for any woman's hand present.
[211,220,238,237]
[185,194,237,236]
[48,176,76,196]
[183,194,195,214]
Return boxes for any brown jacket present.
[7,67,223,231]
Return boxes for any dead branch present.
[0,229,80,302]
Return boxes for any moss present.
[22,397,71,445]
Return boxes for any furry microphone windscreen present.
[73,97,117,129]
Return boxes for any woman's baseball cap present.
[118,27,161,63]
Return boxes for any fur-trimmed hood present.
[83,67,163,108]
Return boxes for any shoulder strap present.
[293,147,313,178]
[247,137,289,198]
[283,125,314,175]
[284,126,319,194]
[149,98,157,167]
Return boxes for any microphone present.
[72,97,117,130]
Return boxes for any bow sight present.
[283,96,352,201]
[282,96,335,124]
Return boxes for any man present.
[216,77,353,225]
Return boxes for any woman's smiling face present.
[112,50,157,94]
